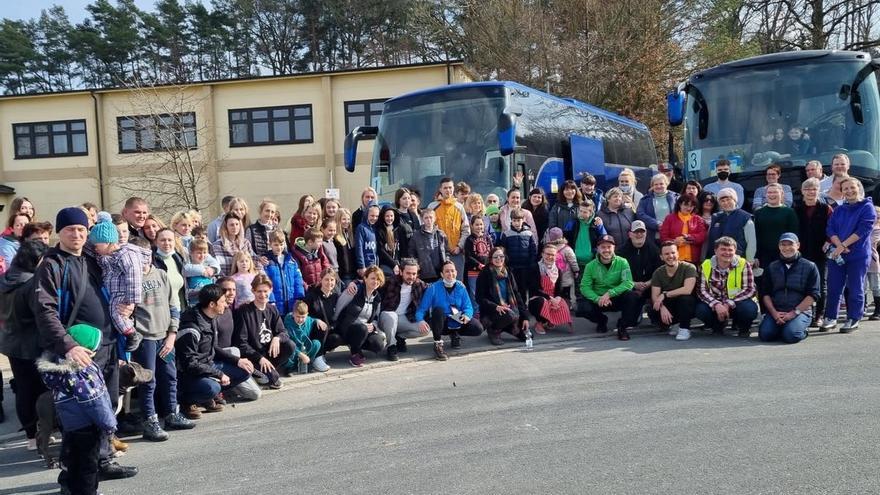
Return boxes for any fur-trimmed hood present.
[37,351,107,404]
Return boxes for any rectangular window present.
[12,119,88,159]
[227,105,313,147]
[117,112,197,153]
[344,98,386,134]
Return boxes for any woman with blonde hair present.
[245,199,280,259]
[351,186,378,227]
[334,208,357,285]
[212,213,258,275]
[617,168,642,209]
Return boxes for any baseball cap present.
[630,220,647,232]
[658,163,672,172]
[596,235,616,246]
[779,232,799,243]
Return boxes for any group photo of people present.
[0,151,875,494]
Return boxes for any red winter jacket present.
[291,240,330,289]
[659,213,707,263]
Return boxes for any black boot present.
[870,297,880,321]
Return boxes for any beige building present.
[0,61,470,222]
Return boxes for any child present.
[282,301,323,374]
[171,211,194,251]
[499,209,537,304]
[376,205,410,276]
[573,199,607,271]
[464,215,493,304]
[354,203,380,277]
[292,227,331,290]
[89,212,150,350]
[408,208,447,283]
[230,251,259,307]
[37,324,117,494]
[545,227,579,305]
[191,225,215,256]
[264,230,305,315]
[334,209,357,286]
[129,236,193,440]
[868,206,880,320]
[786,123,812,155]
[183,239,221,307]
[111,213,129,244]
[486,205,502,244]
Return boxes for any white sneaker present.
[819,318,838,330]
[312,355,330,372]
[841,319,860,333]
[675,328,692,341]
[668,324,679,336]
[26,438,37,451]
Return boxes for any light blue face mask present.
[442,278,457,288]
[619,185,633,194]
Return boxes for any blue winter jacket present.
[36,353,117,433]
[500,225,537,269]
[265,252,305,315]
[826,197,877,260]
[636,191,680,236]
[415,280,474,327]
[355,216,378,270]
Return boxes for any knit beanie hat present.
[485,205,500,216]
[68,323,101,351]
[55,207,90,233]
[547,227,564,242]
[88,211,119,244]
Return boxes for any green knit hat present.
[485,205,500,216]
[68,323,101,352]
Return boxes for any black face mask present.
[717,171,730,181]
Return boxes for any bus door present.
[570,134,607,189]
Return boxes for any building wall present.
[0,62,468,223]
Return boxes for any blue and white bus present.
[345,81,658,205]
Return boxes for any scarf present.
[677,212,693,261]
[538,260,559,286]
[491,265,514,307]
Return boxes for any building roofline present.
[0,60,465,101]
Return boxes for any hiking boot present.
[395,337,408,353]
[349,353,366,367]
[489,333,504,346]
[841,319,860,333]
[204,400,224,413]
[450,332,462,349]
[184,404,202,420]
[163,411,196,430]
[434,341,448,361]
[595,317,609,334]
[214,393,227,405]
[142,415,169,442]
[386,345,399,361]
[312,355,330,372]
[110,436,129,453]
[98,461,138,480]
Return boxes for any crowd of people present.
[0,152,875,494]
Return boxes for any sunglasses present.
[491,254,506,259]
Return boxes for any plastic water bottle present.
[524,329,533,351]
[297,359,309,374]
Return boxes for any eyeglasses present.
[491,254,506,259]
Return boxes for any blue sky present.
[3,0,157,22]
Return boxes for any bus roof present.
[692,50,872,81]
[386,81,650,132]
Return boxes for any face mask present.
[156,247,174,257]
[619,185,633,193]
[717,171,730,181]
[442,278,456,288]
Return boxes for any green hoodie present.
[575,216,595,265]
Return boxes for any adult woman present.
[598,187,635,247]
[351,187,378,227]
[332,266,386,367]
[636,173,679,240]
[376,205,410,276]
[754,183,800,272]
[548,180,583,245]
[245,199,280,259]
[0,213,29,267]
[527,244,573,334]
[523,188,549,241]
[682,180,702,199]
[475,247,529,345]
[794,178,833,326]
[153,228,186,309]
[499,189,538,241]
[143,214,165,247]
[233,274,295,388]
[617,168,642,209]
[752,163,794,209]
[333,208,357,285]
[0,240,48,449]
[395,188,421,233]
[302,267,338,372]
[213,213,258,275]
[821,177,877,332]
[659,194,706,264]
[697,191,719,226]
[2,197,35,237]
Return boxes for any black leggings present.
[342,322,385,355]
[428,308,484,340]
[57,425,100,495]
[309,325,330,356]
[8,357,47,439]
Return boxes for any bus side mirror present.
[667,90,685,127]
[498,112,518,156]
[343,126,378,172]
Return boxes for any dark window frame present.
[117,112,198,154]
[12,119,88,159]
[344,98,386,134]
[227,104,314,147]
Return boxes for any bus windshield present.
[684,60,880,180]
[372,88,510,204]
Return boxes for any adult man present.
[175,284,250,419]
[35,207,138,483]
[752,163,794,209]
[696,236,758,337]
[579,235,639,340]
[213,277,262,401]
[824,153,851,206]
[794,178,833,326]
[650,241,697,341]
[378,258,430,361]
[207,195,234,243]
[121,196,149,239]
[618,220,661,311]
[415,261,483,360]
[805,160,833,194]
[759,233,820,344]
[753,183,799,274]
[636,174,679,240]
[428,177,470,281]
[659,162,683,193]
[703,159,745,209]
[579,173,604,212]
[707,188,757,263]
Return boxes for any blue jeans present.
[179,361,249,406]
[825,256,869,320]
[758,313,810,343]
[695,299,758,332]
[132,338,178,418]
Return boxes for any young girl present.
[544,227,579,306]
[290,203,322,247]
[464,215,493,306]
[245,199,280,259]
[321,218,339,269]
[334,208,357,285]
[187,209,203,230]
[485,205,503,244]
[230,251,259,307]
[212,213,258,275]
[376,205,411,276]
[289,195,315,243]
[869,206,880,320]
[170,211,194,252]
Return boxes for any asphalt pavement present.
[2,322,880,495]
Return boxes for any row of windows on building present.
[11,99,386,159]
